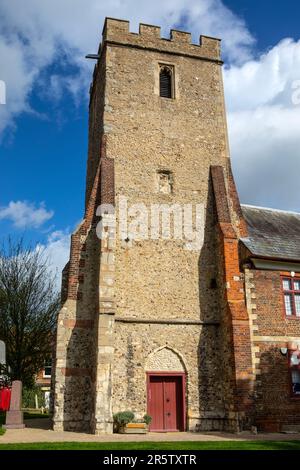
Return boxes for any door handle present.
[166,412,171,416]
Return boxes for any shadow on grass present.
[0,411,5,435]
[0,412,5,426]
[23,412,49,420]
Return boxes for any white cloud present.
[224,38,300,211]
[0,200,54,228]
[0,37,39,134]
[41,230,70,289]
[0,0,254,137]
[1,0,300,214]
[225,39,300,111]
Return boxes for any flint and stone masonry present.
[53,18,254,434]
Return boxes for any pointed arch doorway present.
[147,372,186,432]
[145,347,186,432]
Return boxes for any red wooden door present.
[164,377,178,431]
[148,376,164,431]
[148,375,184,431]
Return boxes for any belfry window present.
[159,66,173,99]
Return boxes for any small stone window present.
[157,170,173,194]
[159,65,174,99]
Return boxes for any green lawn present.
[0,412,5,426]
[1,411,300,449]
[0,411,5,435]
[0,441,300,450]
[23,412,49,420]
[1,411,49,422]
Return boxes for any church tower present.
[53,18,253,434]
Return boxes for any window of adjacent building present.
[159,65,174,99]
[282,277,300,317]
[289,350,300,396]
[157,170,173,194]
[43,359,52,378]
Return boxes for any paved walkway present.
[1,419,300,443]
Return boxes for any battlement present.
[102,17,221,62]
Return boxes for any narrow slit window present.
[159,66,173,99]
[157,170,173,194]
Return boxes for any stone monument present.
[4,380,25,429]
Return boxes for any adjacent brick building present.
[241,206,300,432]
[53,17,300,434]
[35,360,52,409]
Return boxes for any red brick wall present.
[250,269,300,431]
[36,368,51,387]
[253,270,300,336]
[211,166,254,430]
[254,342,300,432]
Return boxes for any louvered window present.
[159,66,173,98]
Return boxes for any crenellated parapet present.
[102,17,221,62]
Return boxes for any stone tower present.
[53,18,253,434]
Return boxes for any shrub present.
[113,411,134,431]
[22,386,45,409]
[143,414,152,425]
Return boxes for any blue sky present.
[224,0,300,50]
[0,0,300,283]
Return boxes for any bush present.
[113,411,134,432]
[22,386,45,409]
[143,414,152,425]
[113,411,152,432]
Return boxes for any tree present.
[0,238,59,387]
